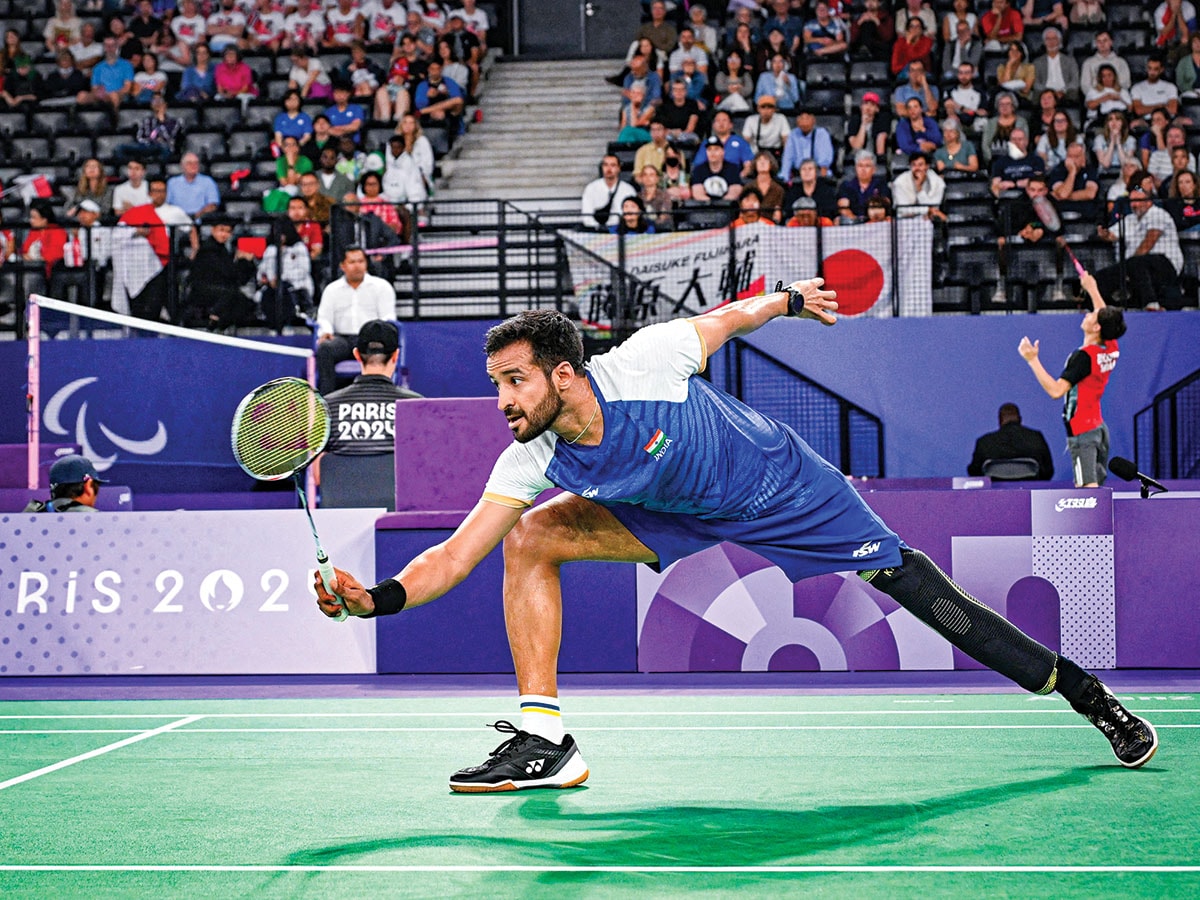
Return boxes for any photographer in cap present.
[23,455,108,513]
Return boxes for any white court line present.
[1,724,1197,735]
[0,716,204,792]
[1,708,1197,720]
[0,864,1198,874]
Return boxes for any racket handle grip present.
[318,554,348,622]
[1073,258,1086,277]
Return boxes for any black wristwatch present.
[775,280,805,316]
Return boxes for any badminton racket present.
[230,376,347,621]
[1063,242,1087,278]
[1031,194,1062,233]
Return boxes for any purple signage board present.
[1113,496,1200,667]
[374,526,637,674]
[636,486,1146,673]
[1030,488,1114,536]
[0,509,377,675]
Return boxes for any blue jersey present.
[484,319,902,581]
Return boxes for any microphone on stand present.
[1109,457,1168,498]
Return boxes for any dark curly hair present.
[484,310,585,376]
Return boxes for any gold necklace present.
[564,402,599,445]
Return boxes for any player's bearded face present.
[505,372,564,443]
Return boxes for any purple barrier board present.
[636,487,1197,673]
[0,509,377,676]
[1113,496,1200,667]
[0,486,133,512]
[374,524,636,674]
[0,443,80,489]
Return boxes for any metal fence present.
[1134,367,1200,480]
[712,337,884,478]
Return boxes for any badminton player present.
[1018,269,1125,487]
[316,279,1156,791]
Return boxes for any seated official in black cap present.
[324,320,423,456]
[23,455,108,513]
[318,320,423,508]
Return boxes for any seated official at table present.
[968,402,1054,481]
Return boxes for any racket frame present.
[230,377,347,621]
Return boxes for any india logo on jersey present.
[643,428,672,460]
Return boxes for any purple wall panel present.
[1113,497,1200,667]
[861,489,1031,567]
[374,529,637,674]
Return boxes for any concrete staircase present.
[435,57,624,212]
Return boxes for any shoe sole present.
[449,753,589,793]
[1118,720,1158,769]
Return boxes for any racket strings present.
[232,379,331,480]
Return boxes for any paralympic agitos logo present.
[44,377,168,471]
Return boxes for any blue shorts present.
[605,442,904,583]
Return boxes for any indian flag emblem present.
[643,429,668,456]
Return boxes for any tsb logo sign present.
[1054,497,1099,512]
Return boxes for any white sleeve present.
[586,318,704,403]
[373,278,396,320]
[483,437,556,507]
[580,180,602,227]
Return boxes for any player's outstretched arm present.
[1018,336,1071,399]
[1080,271,1105,311]
[690,278,838,355]
[314,500,524,619]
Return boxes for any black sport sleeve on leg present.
[860,549,1059,695]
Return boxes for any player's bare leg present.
[449,494,655,792]
[502,493,656,698]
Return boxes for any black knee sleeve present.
[860,548,1059,695]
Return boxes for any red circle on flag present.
[823,249,885,316]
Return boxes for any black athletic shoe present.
[1072,679,1159,768]
[449,720,589,793]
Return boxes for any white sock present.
[519,694,564,743]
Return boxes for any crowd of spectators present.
[0,0,491,330]
[589,0,1200,309]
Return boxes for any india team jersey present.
[485,319,787,515]
[483,318,903,580]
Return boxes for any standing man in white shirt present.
[890,152,947,219]
[314,244,397,393]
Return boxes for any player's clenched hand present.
[314,566,374,618]
[1018,336,1039,361]
[786,278,839,325]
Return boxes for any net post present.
[26,295,41,491]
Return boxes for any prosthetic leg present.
[861,549,1157,767]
